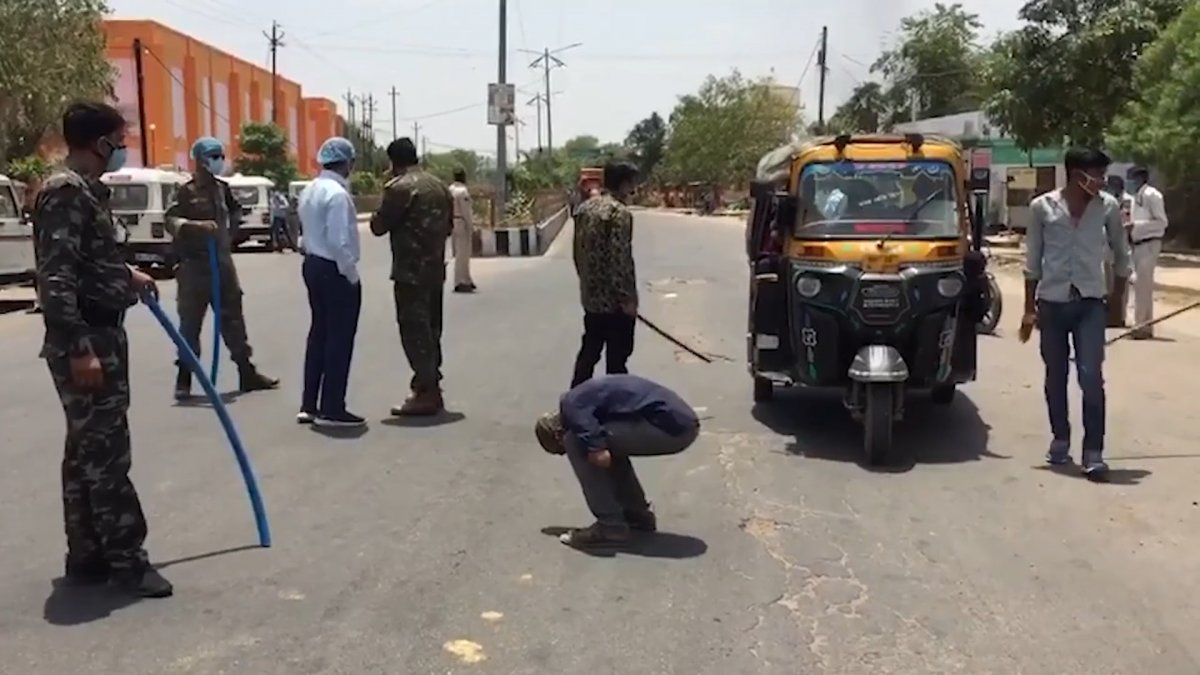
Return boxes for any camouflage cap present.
[534,412,566,455]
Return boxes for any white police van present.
[0,174,35,284]
[101,167,190,273]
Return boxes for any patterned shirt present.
[1025,189,1132,302]
[573,194,637,314]
[370,168,453,285]
[33,167,136,357]
[164,177,245,262]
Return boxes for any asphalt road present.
[1,212,1198,674]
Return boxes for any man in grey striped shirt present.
[1020,147,1132,480]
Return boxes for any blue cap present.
[191,136,224,159]
[318,137,356,167]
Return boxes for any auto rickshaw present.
[745,133,989,464]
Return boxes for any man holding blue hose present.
[166,137,279,400]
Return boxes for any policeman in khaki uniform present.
[165,137,278,399]
[370,138,453,416]
[34,101,172,597]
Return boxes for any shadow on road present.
[173,391,244,407]
[381,411,466,428]
[310,425,370,440]
[1034,463,1152,486]
[154,544,262,570]
[753,388,1004,472]
[540,527,708,559]
[42,580,140,626]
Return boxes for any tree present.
[422,149,482,184]
[992,0,1185,147]
[233,122,299,187]
[660,71,800,184]
[872,3,985,125]
[625,113,667,180]
[826,82,888,133]
[0,0,115,166]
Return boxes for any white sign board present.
[487,83,516,126]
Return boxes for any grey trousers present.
[564,418,700,527]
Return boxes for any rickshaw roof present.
[223,174,274,187]
[755,134,964,184]
[102,167,190,184]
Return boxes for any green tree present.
[660,71,800,184]
[233,122,300,187]
[872,3,985,125]
[624,113,667,180]
[826,82,889,133]
[422,149,482,184]
[5,155,51,183]
[996,0,1185,147]
[0,0,114,165]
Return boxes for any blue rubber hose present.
[143,292,272,548]
[207,237,221,385]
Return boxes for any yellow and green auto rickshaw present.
[745,133,990,464]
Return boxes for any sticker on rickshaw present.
[853,222,909,234]
[862,251,901,273]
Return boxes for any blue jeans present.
[301,256,361,416]
[1038,298,1106,454]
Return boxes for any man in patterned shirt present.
[570,161,639,387]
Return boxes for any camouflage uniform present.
[33,167,148,571]
[370,168,452,407]
[165,177,274,392]
[570,193,638,387]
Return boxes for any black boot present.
[109,564,173,598]
[174,368,192,401]
[64,555,109,586]
[238,360,280,393]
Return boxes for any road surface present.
[0,211,1197,674]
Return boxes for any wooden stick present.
[636,313,714,363]
[1105,299,1200,346]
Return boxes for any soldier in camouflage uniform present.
[571,161,640,388]
[165,137,279,400]
[34,101,172,597]
[370,138,453,416]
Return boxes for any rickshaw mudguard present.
[848,345,909,383]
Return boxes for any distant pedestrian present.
[33,101,172,597]
[165,137,279,400]
[1125,166,1169,339]
[570,160,640,388]
[370,137,453,416]
[535,374,700,549]
[269,189,294,252]
[296,138,364,428]
[448,168,476,293]
[1020,147,1132,479]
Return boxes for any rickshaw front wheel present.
[863,384,895,465]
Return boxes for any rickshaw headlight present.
[937,276,963,298]
[796,276,822,298]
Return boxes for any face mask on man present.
[99,138,127,173]
[1127,178,1145,193]
[203,156,226,176]
[1076,172,1102,197]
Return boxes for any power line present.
[297,0,443,42]
[524,43,581,155]
[265,21,285,125]
[141,45,232,126]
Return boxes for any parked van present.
[0,174,36,284]
[224,174,276,250]
[101,167,190,272]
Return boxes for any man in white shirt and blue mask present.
[1125,166,1169,339]
[296,137,364,429]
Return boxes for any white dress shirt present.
[1129,184,1169,243]
[298,170,360,285]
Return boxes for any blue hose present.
[207,237,220,385]
[143,292,272,548]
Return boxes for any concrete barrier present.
[536,207,569,254]
[467,207,569,258]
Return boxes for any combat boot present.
[390,389,445,417]
[237,360,280,393]
[64,555,109,586]
[174,368,192,401]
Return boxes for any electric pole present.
[412,122,421,150]
[526,93,543,152]
[817,26,828,128]
[265,21,285,125]
[344,89,355,134]
[526,42,581,156]
[389,86,399,140]
[495,0,509,222]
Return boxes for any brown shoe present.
[390,390,444,416]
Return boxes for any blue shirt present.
[298,170,360,284]
[1025,189,1131,303]
[559,375,699,452]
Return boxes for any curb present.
[469,207,569,258]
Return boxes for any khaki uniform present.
[448,181,475,287]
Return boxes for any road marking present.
[480,611,504,622]
[443,639,487,663]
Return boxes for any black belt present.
[81,305,125,328]
[1133,236,1163,246]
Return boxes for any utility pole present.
[265,21,285,125]
[412,122,421,149]
[344,89,355,136]
[389,86,399,140]
[526,42,581,156]
[526,93,543,152]
[495,0,509,222]
[817,26,828,128]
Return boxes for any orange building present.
[102,19,339,177]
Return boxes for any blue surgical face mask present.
[1128,178,1144,192]
[101,139,127,172]
[203,156,225,175]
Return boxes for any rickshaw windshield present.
[797,160,960,239]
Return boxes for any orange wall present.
[101,20,332,177]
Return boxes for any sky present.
[108,0,1028,159]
